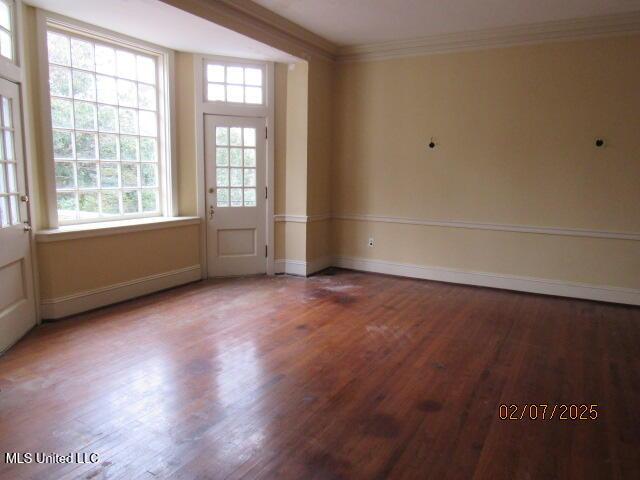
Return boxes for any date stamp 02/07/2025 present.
[499,404,599,421]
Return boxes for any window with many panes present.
[47,28,163,223]
[206,63,263,104]
[0,93,18,226]
[215,126,257,207]
[0,0,12,61]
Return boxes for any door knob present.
[209,205,215,220]
[23,224,32,232]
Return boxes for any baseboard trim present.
[38,256,638,320]
[333,256,640,306]
[274,259,307,276]
[40,265,202,319]
[274,256,333,277]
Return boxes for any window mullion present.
[47,25,163,224]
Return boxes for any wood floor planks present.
[0,269,639,479]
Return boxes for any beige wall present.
[333,35,640,289]
[283,61,309,215]
[274,60,311,262]
[276,57,336,263]
[175,52,198,216]
[275,222,306,262]
[305,58,334,261]
[37,225,200,299]
[274,62,288,216]
[306,58,334,217]
[28,2,637,303]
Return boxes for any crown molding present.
[159,0,337,61]
[220,0,337,57]
[338,12,640,62]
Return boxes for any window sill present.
[35,216,201,243]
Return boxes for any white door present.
[205,115,266,276]
[0,78,36,353]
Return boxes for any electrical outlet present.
[368,237,375,247]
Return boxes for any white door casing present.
[0,77,36,353]
[205,115,266,277]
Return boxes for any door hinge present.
[265,186,268,199]
[265,245,268,257]
[265,126,268,139]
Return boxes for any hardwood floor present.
[0,269,639,479]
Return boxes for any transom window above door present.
[206,63,264,105]
[215,126,257,207]
[0,0,13,61]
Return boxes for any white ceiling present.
[27,0,298,62]
[254,0,640,46]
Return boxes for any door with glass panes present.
[205,115,266,276]
[0,78,36,352]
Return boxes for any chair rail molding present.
[332,213,640,241]
[275,214,332,223]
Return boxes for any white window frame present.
[201,56,269,118]
[195,54,275,276]
[204,59,266,107]
[36,10,178,228]
[0,0,21,82]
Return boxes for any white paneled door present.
[205,115,266,276]
[0,78,36,352]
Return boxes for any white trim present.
[162,0,336,61]
[274,256,332,276]
[274,214,307,223]
[165,48,179,217]
[333,256,640,306]
[34,9,178,228]
[265,62,275,275]
[338,12,640,62]
[309,213,332,222]
[194,54,206,278]
[14,0,41,323]
[199,55,270,117]
[202,58,267,109]
[40,264,201,319]
[35,9,57,227]
[274,213,331,223]
[35,216,200,242]
[0,0,22,83]
[217,0,337,59]
[274,259,306,276]
[195,54,276,278]
[333,213,640,241]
